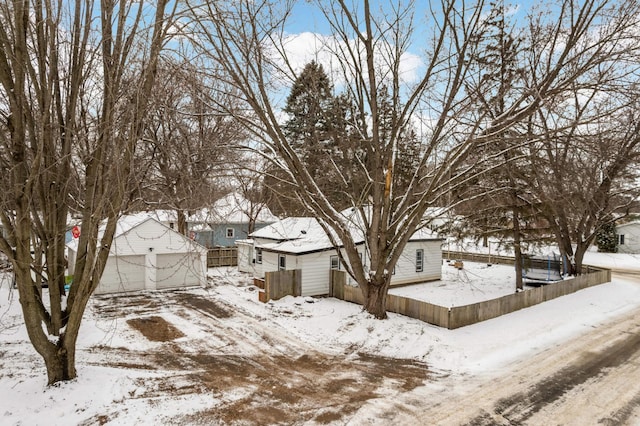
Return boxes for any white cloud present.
[267,31,424,90]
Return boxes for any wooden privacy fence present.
[442,250,518,266]
[207,247,238,267]
[257,269,302,303]
[331,267,611,329]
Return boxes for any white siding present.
[93,218,207,294]
[259,250,279,278]
[236,240,255,274]
[258,249,338,296]
[616,223,640,254]
[296,251,336,296]
[390,240,442,286]
[255,239,441,296]
[96,255,145,294]
[111,219,205,256]
[155,253,205,289]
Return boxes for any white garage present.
[98,255,146,294]
[68,214,208,295]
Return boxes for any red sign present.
[72,225,81,239]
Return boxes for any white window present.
[255,248,262,264]
[278,254,286,271]
[330,255,340,270]
[226,228,235,238]
[416,249,424,272]
[618,234,625,245]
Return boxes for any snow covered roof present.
[66,214,206,253]
[615,220,640,230]
[207,192,278,224]
[251,212,441,255]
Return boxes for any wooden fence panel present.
[264,269,301,301]
[328,257,610,329]
[207,248,238,267]
[330,270,346,299]
[447,267,611,329]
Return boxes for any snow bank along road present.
[389,271,640,425]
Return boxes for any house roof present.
[616,220,640,230]
[206,192,278,224]
[251,211,441,255]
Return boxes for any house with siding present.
[241,212,443,297]
[195,192,278,248]
[615,221,640,254]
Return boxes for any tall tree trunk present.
[177,210,187,235]
[573,243,589,275]
[43,343,76,385]
[513,205,524,291]
[363,277,391,319]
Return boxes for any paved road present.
[393,271,640,425]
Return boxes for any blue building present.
[191,192,278,248]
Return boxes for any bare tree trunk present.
[177,210,188,235]
[513,205,524,291]
[362,277,391,319]
[0,0,174,385]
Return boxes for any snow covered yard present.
[390,260,522,306]
[1,257,640,425]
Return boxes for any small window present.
[330,255,340,270]
[226,228,235,238]
[169,222,175,229]
[256,248,262,264]
[416,249,424,272]
[618,234,625,245]
[278,254,286,271]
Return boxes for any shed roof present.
[66,214,207,254]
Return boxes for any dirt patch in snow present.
[91,291,430,425]
[97,344,429,424]
[126,316,185,342]
[175,293,233,318]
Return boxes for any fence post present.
[293,269,302,297]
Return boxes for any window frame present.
[416,249,424,272]
[255,248,262,264]
[278,254,286,271]
[226,227,235,239]
[330,255,340,270]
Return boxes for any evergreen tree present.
[266,61,363,215]
[283,61,334,175]
[464,0,529,290]
[596,222,618,253]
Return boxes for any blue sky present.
[275,0,537,88]
[284,1,537,35]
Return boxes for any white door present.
[155,252,203,289]
[97,255,145,294]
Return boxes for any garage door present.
[155,253,203,289]
[96,255,146,294]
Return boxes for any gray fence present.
[331,264,611,329]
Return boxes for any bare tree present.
[138,58,246,234]
[185,0,640,318]
[525,98,640,275]
[0,0,175,384]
